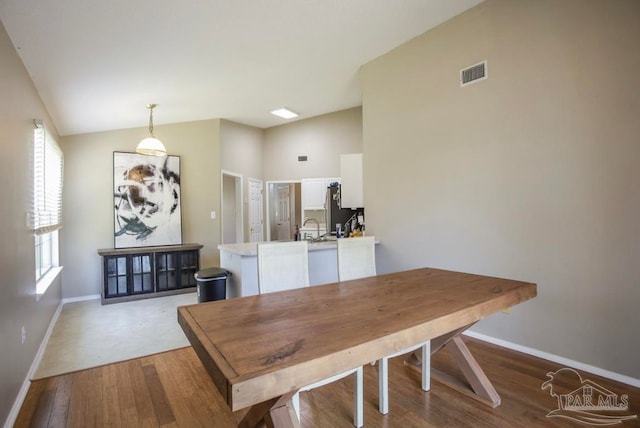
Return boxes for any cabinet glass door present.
[105,256,128,297]
[131,254,153,294]
[156,252,178,291]
[179,250,199,288]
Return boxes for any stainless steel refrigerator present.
[325,185,358,234]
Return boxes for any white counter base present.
[219,241,353,298]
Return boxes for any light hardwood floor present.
[16,337,640,427]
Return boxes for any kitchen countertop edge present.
[218,239,377,256]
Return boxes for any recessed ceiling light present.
[270,108,299,119]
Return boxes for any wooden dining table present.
[178,267,536,428]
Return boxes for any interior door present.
[276,184,291,241]
[248,178,264,242]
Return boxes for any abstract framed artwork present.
[113,152,182,248]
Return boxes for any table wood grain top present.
[178,267,536,411]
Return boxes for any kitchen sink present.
[308,235,337,243]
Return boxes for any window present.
[35,231,59,280]
[30,120,63,288]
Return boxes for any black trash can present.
[195,267,230,303]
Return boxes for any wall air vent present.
[460,60,487,87]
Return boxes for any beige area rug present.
[33,292,197,379]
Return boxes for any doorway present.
[266,181,301,241]
[221,171,243,244]
[248,178,264,242]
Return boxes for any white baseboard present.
[463,330,640,388]
[62,293,100,304]
[4,300,64,428]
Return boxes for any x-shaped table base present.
[404,323,501,408]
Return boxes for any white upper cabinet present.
[302,177,341,215]
[340,154,363,208]
[301,178,327,209]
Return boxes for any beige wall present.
[220,120,264,241]
[60,119,222,298]
[263,107,363,180]
[0,21,63,424]
[222,174,238,243]
[221,110,362,241]
[361,0,640,378]
[60,109,361,299]
[5,5,636,423]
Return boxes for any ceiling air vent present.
[460,60,487,87]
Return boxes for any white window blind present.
[30,120,63,235]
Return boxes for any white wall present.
[361,0,640,379]
[60,119,222,298]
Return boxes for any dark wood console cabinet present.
[98,243,203,304]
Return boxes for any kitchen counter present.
[218,239,377,298]
[218,239,337,256]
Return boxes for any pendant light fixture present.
[136,103,167,156]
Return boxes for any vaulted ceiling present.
[0,0,483,135]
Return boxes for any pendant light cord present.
[148,103,157,137]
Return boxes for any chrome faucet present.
[303,218,320,240]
